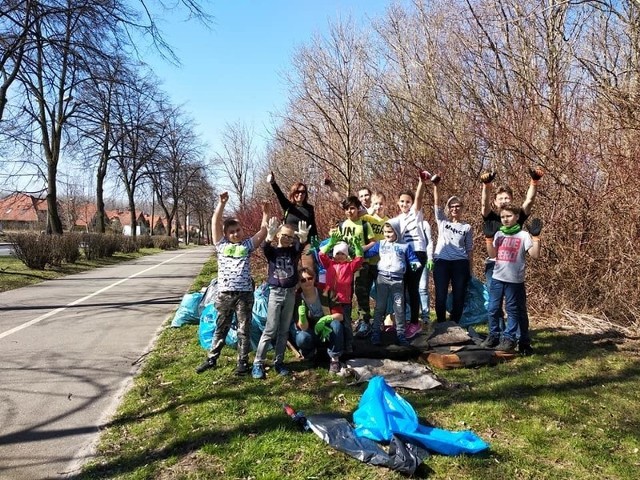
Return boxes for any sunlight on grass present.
[75,256,640,479]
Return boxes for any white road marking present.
[0,252,187,340]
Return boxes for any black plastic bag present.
[306,413,429,475]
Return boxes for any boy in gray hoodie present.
[368,221,421,346]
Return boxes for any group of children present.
[196,166,544,377]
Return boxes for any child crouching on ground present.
[196,192,269,376]
[484,204,541,354]
[317,230,365,354]
[369,222,421,346]
[252,220,310,379]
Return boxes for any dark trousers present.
[404,251,427,324]
[433,258,470,323]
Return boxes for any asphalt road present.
[0,246,214,479]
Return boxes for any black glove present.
[529,166,545,181]
[483,220,500,239]
[480,171,497,184]
[527,218,543,236]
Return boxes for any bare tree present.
[211,120,258,205]
[146,105,206,238]
[274,18,374,195]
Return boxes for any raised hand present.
[266,217,280,241]
[267,171,275,184]
[296,220,311,243]
[219,192,229,204]
[483,220,500,239]
[527,218,543,237]
[529,166,545,181]
[420,170,441,184]
[351,235,364,258]
[480,171,497,184]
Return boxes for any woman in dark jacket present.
[268,171,318,270]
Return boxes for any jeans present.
[404,251,427,324]
[419,263,430,320]
[210,291,254,364]
[254,286,296,365]
[433,258,470,323]
[373,274,405,336]
[293,319,345,358]
[487,279,530,345]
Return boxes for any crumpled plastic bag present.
[353,376,489,456]
[306,413,429,475]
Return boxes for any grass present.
[0,248,166,292]
[75,256,640,480]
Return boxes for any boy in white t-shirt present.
[195,192,269,376]
[483,204,541,353]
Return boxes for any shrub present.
[50,233,82,265]
[137,234,154,248]
[82,233,121,260]
[152,235,179,250]
[8,232,53,269]
[119,236,139,254]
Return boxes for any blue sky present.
[146,0,400,157]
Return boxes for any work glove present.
[410,261,421,272]
[483,220,501,239]
[351,236,364,258]
[306,235,320,255]
[324,176,333,186]
[480,171,497,184]
[320,229,342,254]
[266,217,280,242]
[529,166,545,181]
[314,315,333,342]
[267,171,275,184]
[527,218,543,237]
[298,304,308,327]
[296,221,311,244]
[427,259,434,271]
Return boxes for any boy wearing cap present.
[317,230,365,354]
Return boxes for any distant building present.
[0,193,47,231]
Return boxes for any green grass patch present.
[0,248,164,292]
[76,255,640,479]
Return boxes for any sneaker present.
[195,357,217,374]
[329,360,341,374]
[355,320,371,338]
[274,363,290,376]
[235,361,249,376]
[480,335,500,348]
[405,322,423,340]
[251,363,265,379]
[371,332,381,346]
[519,344,534,356]
[396,334,411,347]
[495,338,517,352]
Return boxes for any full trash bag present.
[353,376,489,456]
[446,276,489,327]
[305,413,429,476]
[170,291,204,327]
[197,282,270,352]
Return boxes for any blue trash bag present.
[353,376,489,456]
[170,291,204,327]
[250,283,270,351]
[446,276,489,327]
[197,283,270,351]
[198,304,238,350]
